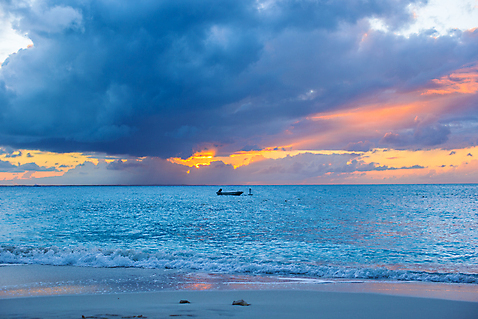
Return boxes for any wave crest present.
[1,245,477,284]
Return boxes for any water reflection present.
[0,285,99,298]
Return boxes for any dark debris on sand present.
[232,299,250,306]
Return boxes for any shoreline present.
[1,265,478,318]
[1,264,478,302]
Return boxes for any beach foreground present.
[1,289,478,319]
[1,266,478,319]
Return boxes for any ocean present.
[1,185,477,295]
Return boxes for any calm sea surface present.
[1,185,477,284]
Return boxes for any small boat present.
[216,188,243,196]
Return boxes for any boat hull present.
[216,191,243,196]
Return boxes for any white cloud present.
[0,3,82,66]
[371,0,478,36]
[0,12,32,65]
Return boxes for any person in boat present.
[218,188,222,193]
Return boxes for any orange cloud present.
[168,147,357,169]
[274,63,478,152]
[168,150,217,168]
[0,171,63,183]
[0,149,122,184]
[168,148,272,168]
[422,65,478,95]
[167,64,478,175]
[339,147,478,184]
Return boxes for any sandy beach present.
[1,265,478,319]
[1,289,478,319]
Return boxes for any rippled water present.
[1,185,477,283]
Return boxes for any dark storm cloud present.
[33,158,188,185]
[346,141,374,152]
[1,0,477,158]
[380,123,451,148]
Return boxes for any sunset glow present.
[422,65,478,95]
[168,147,358,169]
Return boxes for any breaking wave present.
[1,245,477,284]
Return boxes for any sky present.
[0,0,477,185]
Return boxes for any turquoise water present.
[0,185,477,283]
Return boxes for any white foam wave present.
[1,245,477,284]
